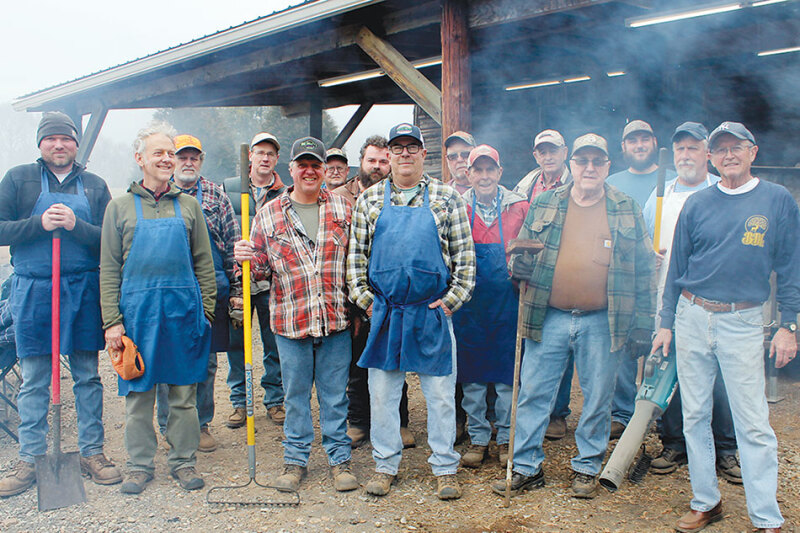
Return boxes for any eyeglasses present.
[710,145,751,157]
[327,166,347,174]
[571,157,609,167]
[389,143,422,155]
[446,151,471,162]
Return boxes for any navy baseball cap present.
[388,123,424,146]
[290,137,326,162]
[671,122,708,143]
[708,122,756,148]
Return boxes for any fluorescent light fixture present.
[606,71,626,77]
[757,45,800,56]
[626,2,741,28]
[563,75,591,83]
[505,80,561,91]
[751,0,789,6]
[319,56,442,87]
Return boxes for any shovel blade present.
[35,451,86,511]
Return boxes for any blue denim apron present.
[194,185,229,352]
[10,168,103,358]
[452,193,516,385]
[357,180,452,376]
[117,194,210,395]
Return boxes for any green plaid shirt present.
[516,183,655,352]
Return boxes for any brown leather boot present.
[80,453,122,485]
[675,501,723,532]
[0,461,35,497]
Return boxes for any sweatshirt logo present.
[742,215,768,248]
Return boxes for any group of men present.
[0,111,797,533]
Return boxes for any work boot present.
[716,455,742,485]
[120,471,154,495]
[675,501,723,532]
[610,421,626,440]
[461,444,488,468]
[650,448,688,474]
[267,405,286,425]
[364,472,395,496]
[490,469,545,497]
[80,453,122,485]
[172,466,204,491]
[497,443,509,466]
[400,426,416,449]
[545,416,567,440]
[227,407,246,428]
[571,472,599,499]
[0,460,36,497]
[436,474,462,500]
[331,461,358,492]
[198,427,217,453]
[347,426,369,449]
[274,464,306,492]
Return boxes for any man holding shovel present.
[0,112,120,497]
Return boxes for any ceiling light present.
[751,0,789,6]
[626,2,741,28]
[563,76,591,83]
[505,80,561,91]
[757,45,800,56]
[319,56,442,87]
[606,71,626,77]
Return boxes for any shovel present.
[35,229,87,511]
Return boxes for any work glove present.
[509,253,535,282]
[626,328,654,359]
[229,297,244,329]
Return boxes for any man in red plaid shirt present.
[234,136,356,493]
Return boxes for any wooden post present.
[441,0,471,183]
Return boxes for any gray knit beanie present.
[37,112,79,147]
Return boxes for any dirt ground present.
[1,339,799,532]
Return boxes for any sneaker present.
[461,444,488,468]
[572,472,598,499]
[267,405,286,425]
[400,426,416,449]
[274,464,306,492]
[80,453,122,485]
[610,421,626,440]
[650,448,688,474]
[716,455,743,485]
[347,426,369,449]
[120,471,154,495]
[0,460,36,497]
[436,474,462,500]
[364,472,395,496]
[171,466,204,491]
[491,470,545,497]
[331,461,358,492]
[545,417,567,440]
[227,407,247,428]
[198,427,217,453]
[497,443,509,467]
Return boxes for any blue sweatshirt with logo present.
[660,179,800,329]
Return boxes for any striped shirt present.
[347,174,476,313]
[249,187,351,339]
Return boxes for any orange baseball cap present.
[468,144,500,167]
[175,134,203,153]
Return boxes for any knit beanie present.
[37,112,79,147]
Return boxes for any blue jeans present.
[274,330,351,467]
[513,308,621,477]
[156,352,217,433]
[551,353,573,419]
[227,291,283,409]
[462,382,512,445]
[369,317,460,476]
[611,351,637,425]
[17,350,104,461]
[675,296,782,529]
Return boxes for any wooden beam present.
[469,0,612,29]
[310,96,323,139]
[76,106,107,166]
[441,0,471,182]
[329,102,373,149]
[356,26,442,124]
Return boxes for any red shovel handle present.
[51,230,61,405]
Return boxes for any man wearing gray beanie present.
[0,111,120,497]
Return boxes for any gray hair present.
[359,135,389,162]
[133,122,177,155]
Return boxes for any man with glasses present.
[653,122,799,533]
[444,131,476,195]
[324,148,350,190]
[347,122,475,500]
[494,133,654,500]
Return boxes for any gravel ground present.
[1,346,799,532]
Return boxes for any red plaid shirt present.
[250,187,351,339]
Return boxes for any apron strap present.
[40,168,50,194]
[173,197,183,219]
[134,195,144,220]
[384,178,430,207]
[40,167,84,195]
[470,189,505,249]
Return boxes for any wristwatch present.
[780,322,797,333]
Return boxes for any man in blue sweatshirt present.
[652,122,799,533]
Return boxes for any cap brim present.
[292,152,325,162]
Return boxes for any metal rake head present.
[206,478,300,507]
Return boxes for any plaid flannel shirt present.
[249,187,351,339]
[176,177,242,296]
[347,174,476,313]
[517,183,655,352]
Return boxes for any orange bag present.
[109,336,145,380]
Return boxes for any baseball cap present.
[388,123,424,146]
[326,148,348,164]
[572,133,609,157]
[175,134,203,153]
[533,129,566,150]
[468,144,500,167]
[708,121,756,148]
[671,122,708,143]
[290,137,326,162]
[622,120,654,140]
[37,111,79,147]
[445,131,476,148]
[250,132,281,151]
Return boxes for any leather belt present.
[681,289,760,313]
